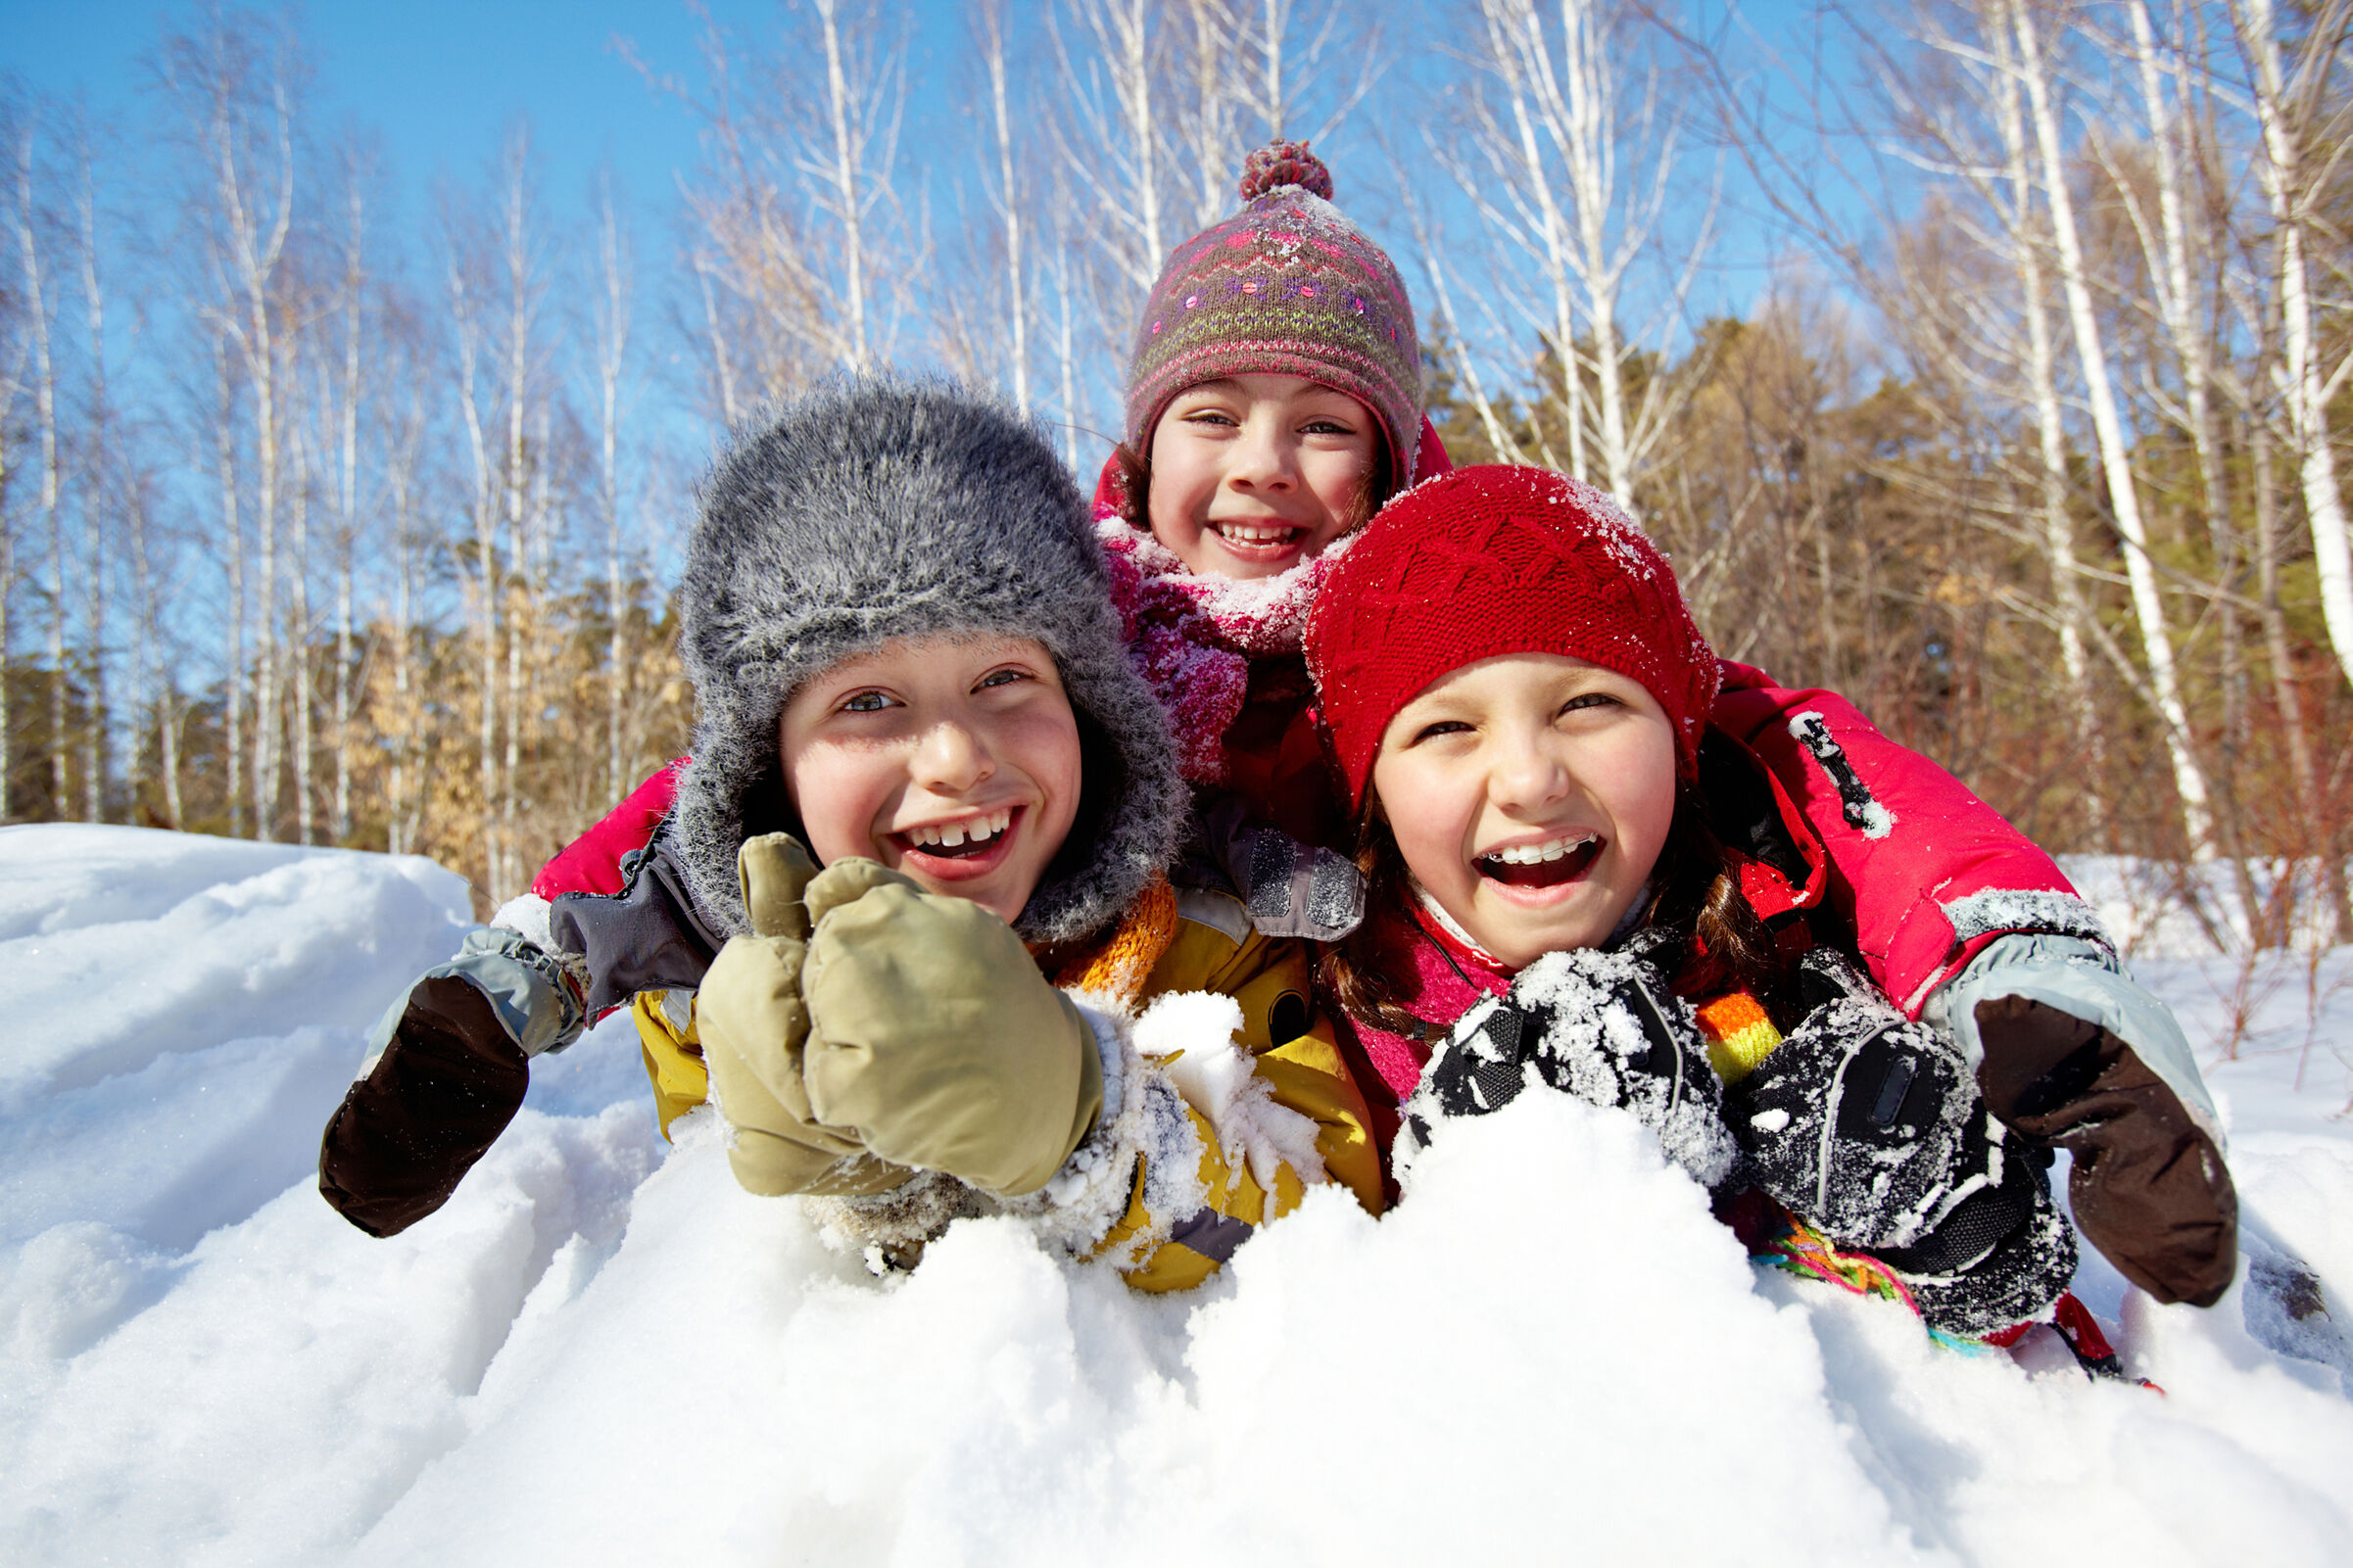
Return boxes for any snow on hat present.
[671,374,1183,946]
[1124,141,1423,492]
[1306,464,1721,813]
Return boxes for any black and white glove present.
[1735,952,2074,1336]
[1403,946,1739,1188]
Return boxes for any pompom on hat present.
[1306,464,1722,814]
[1124,140,1422,492]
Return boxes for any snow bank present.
[3,826,2351,1565]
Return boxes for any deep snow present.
[2,824,2349,1565]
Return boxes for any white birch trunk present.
[980,1,1029,411]
[2011,0,2216,855]
[14,119,67,817]
[213,335,244,838]
[596,178,633,805]
[816,0,869,370]
[450,239,501,899]
[1992,52,2106,837]
[292,418,312,848]
[74,143,109,823]
[2235,0,2353,694]
[332,176,362,844]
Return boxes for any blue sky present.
[0,1,978,230]
[1,0,1849,471]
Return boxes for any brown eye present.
[975,667,1029,691]
[1413,720,1471,743]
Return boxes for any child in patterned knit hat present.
[1306,464,2238,1359]
[1093,140,1442,863]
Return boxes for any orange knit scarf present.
[1047,874,1181,1012]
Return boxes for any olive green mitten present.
[799,859,1103,1197]
[696,833,910,1197]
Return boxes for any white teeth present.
[1480,832,1597,866]
[1219,522,1295,544]
[905,811,1012,851]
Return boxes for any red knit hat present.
[1306,464,1721,812]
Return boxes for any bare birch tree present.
[12,110,66,815]
[1442,0,1716,510]
[72,119,111,822]
[2005,0,2217,854]
[655,0,911,397]
[160,16,303,839]
[2230,0,2353,694]
[592,171,634,805]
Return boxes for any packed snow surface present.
[3,825,2351,1564]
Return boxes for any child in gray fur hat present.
[318,375,1383,1289]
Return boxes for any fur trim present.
[669,374,1184,946]
[999,1000,1206,1264]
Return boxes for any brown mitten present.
[1976,995,2237,1307]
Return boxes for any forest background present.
[2,0,2348,956]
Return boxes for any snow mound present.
[3,827,2352,1564]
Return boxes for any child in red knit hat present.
[1307,464,2239,1357]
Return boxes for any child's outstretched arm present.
[1731,952,2078,1337]
[1713,662,2237,1308]
[317,924,588,1236]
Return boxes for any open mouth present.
[1210,520,1305,557]
[1475,832,1602,888]
[895,807,1016,862]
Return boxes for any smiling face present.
[778,633,1084,926]
[1369,652,1678,971]
[1145,373,1380,580]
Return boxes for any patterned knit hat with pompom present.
[1307,464,1722,812]
[1125,141,1422,491]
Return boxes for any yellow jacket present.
[628,879,1382,1292]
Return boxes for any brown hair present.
[1320,785,1790,1039]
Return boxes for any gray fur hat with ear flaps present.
[671,373,1184,946]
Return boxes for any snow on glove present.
[317,926,587,1238]
[799,859,1102,1197]
[1732,950,1991,1251]
[1407,946,1739,1187]
[696,834,912,1198]
[1878,1159,2077,1339]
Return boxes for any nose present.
[1488,723,1569,816]
[1228,412,1297,492]
[912,717,994,794]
